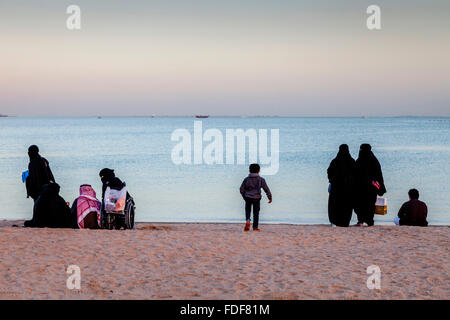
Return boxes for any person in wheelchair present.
[99,168,135,230]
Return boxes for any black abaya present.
[25,148,55,200]
[24,183,72,228]
[327,145,356,227]
[354,144,386,226]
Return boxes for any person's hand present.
[268,200,272,204]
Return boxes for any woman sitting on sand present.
[70,184,102,229]
[24,182,72,228]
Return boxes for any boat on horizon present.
[0,114,8,117]
[195,115,209,118]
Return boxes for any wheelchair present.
[101,187,135,230]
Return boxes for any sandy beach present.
[0,221,448,300]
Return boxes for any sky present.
[0,0,449,116]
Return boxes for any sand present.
[0,220,448,300]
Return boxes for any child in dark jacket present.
[239,163,272,232]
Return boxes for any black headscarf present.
[44,182,60,194]
[336,144,351,160]
[99,168,125,200]
[357,143,373,162]
[28,145,40,160]
[99,168,115,184]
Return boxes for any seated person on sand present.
[394,189,428,226]
[70,184,102,229]
[24,182,72,228]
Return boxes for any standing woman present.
[327,144,356,227]
[354,144,386,226]
[26,145,55,200]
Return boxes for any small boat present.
[195,115,209,119]
[0,114,8,118]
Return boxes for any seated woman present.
[70,184,102,229]
[24,182,72,228]
[99,168,135,229]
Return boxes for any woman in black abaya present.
[327,144,356,227]
[25,145,55,200]
[354,144,386,226]
[24,183,72,228]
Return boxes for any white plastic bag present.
[375,197,387,215]
[104,186,127,213]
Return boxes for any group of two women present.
[327,143,386,227]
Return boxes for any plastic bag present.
[104,186,127,213]
[22,170,29,183]
[375,197,387,215]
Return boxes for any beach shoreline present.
[0,221,449,300]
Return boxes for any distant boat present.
[0,114,8,118]
[195,115,209,118]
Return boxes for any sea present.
[1,117,449,225]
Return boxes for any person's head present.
[339,144,349,153]
[358,143,372,159]
[360,143,371,152]
[249,163,260,174]
[28,145,40,160]
[408,188,419,200]
[80,184,96,197]
[99,168,115,184]
[43,182,60,195]
[337,144,350,158]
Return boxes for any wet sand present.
[0,221,448,299]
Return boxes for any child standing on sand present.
[240,163,272,232]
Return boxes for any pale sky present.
[1,0,449,116]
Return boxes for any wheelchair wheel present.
[125,201,135,230]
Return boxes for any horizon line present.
[2,115,450,119]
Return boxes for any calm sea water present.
[1,117,449,225]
